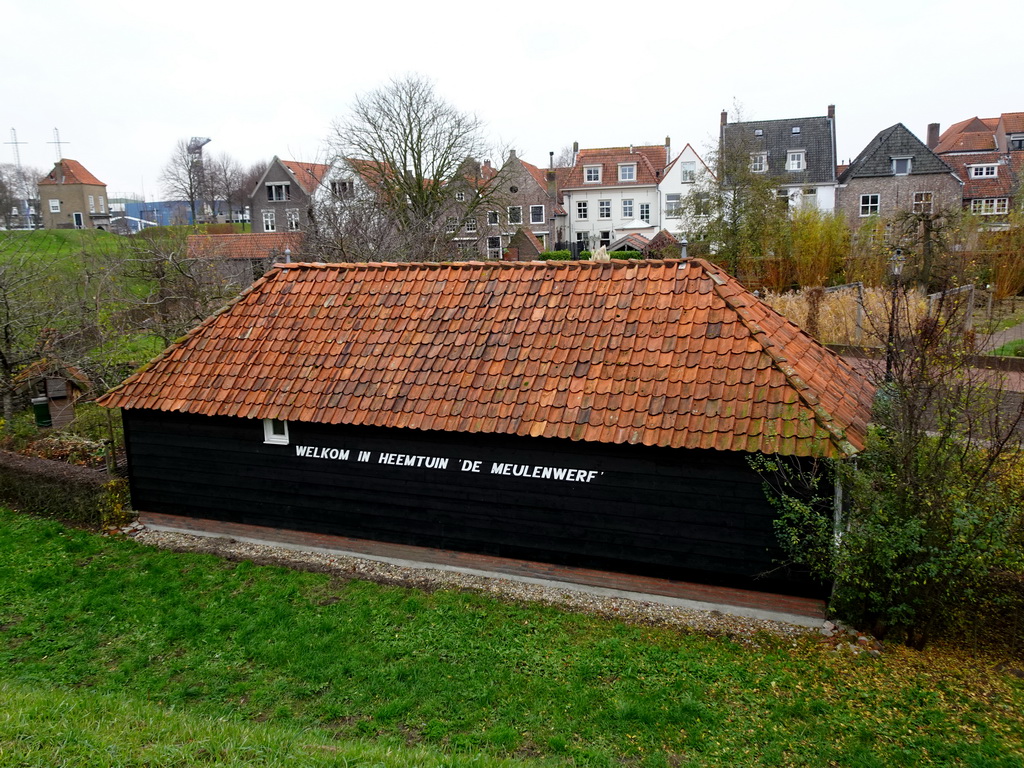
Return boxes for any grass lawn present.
[1,508,1022,767]
[991,339,1024,358]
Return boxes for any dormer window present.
[750,153,767,173]
[263,418,289,445]
[791,127,801,134]
[1010,134,1024,151]
[786,151,805,171]
[455,191,466,202]
[584,165,601,183]
[891,157,912,175]
[969,165,998,178]
[267,183,291,201]
[618,163,636,182]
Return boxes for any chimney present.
[508,149,516,161]
[927,123,940,149]
[665,135,671,164]
[549,150,554,169]
[827,104,835,120]
[572,141,579,165]
[721,110,728,127]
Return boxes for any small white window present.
[577,200,588,220]
[48,199,60,213]
[618,164,636,182]
[913,192,933,214]
[487,210,499,225]
[599,200,611,219]
[530,205,544,224]
[664,193,681,218]
[972,198,1009,215]
[507,206,523,224]
[639,202,651,222]
[266,183,290,201]
[680,161,696,183]
[464,218,477,233]
[860,194,880,217]
[486,236,502,258]
[791,126,801,134]
[99,196,106,213]
[891,158,912,175]
[786,151,805,171]
[750,153,767,173]
[263,418,289,445]
[286,209,300,231]
[89,195,96,213]
[584,165,601,183]
[445,216,458,233]
[455,191,466,202]
[969,165,998,178]
[754,129,763,137]
[622,199,634,218]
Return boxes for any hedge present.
[0,450,130,529]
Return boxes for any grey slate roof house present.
[836,124,962,227]
[720,106,838,211]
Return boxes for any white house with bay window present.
[561,140,709,251]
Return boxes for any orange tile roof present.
[98,259,874,458]
[188,232,304,260]
[939,152,1021,199]
[563,145,670,188]
[38,158,105,187]
[281,160,332,195]
[999,113,1024,134]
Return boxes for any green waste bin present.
[31,396,52,428]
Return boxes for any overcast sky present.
[5,0,1017,200]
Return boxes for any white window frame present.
[912,192,933,214]
[618,163,636,182]
[750,153,767,173]
[598,200,611,219]
[99,196,106,213]
[680,161,697,183]
[262,210,276,232]
[891,157,912,176]
[577,200,588,220]
[584,165,601,183]
[622,199,634,219]
[455,191,466,202]
[286,208,300,231]
[786,151,806,172]
[266,183,291,201]
[507,206,523,225]
[664,193,681,218]
[969,165,998,178]
[464,218,477,233]
[88,195,95,213]
[971,198,1009,215]
[263,418,289,445]
[48,199,60,213]
[445,216,458,233]
[529,205,544,224]
[486,236,502,258]
[860,194,880,217]
[639,202,651,223]
[486,210,499,226]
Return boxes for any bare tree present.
[205,153,244,224]
[326,75,508,261]
[160,139,208,225]
[0,163,43,229]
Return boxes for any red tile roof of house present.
[188,232,304,260]
[38,159,105,187]
[98,259,874,458]
[281,160,332,195]
[999,113,1024,134]
[939,153,1022,199]
[563,145,670,188]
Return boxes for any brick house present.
[38,159,111,230]
[930,113,1024,218]
[249,157,332,234]
[836,123,962,227]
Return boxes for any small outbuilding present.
[98,259,874,595]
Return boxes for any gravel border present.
[118,523,822,641]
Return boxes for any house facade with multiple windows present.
[37,159,111,230]
[249,157,333,234]
[931,112,1024,219]
[719,106,839,212]
[836,123,962,227]
[561,140,705,251]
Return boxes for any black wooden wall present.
[122,410,818,596]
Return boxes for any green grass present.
[991,338,1024,357]
[1,508,1022,767]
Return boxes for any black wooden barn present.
[98,259,875,595]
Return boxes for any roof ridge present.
[700,260,863,457]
